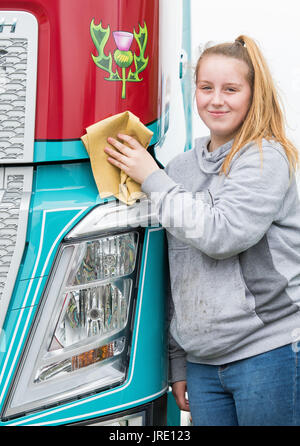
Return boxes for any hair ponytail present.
[195,35,298,177]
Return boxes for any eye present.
[226,87,237,92]
[199,86,212,91]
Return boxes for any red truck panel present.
[0,0,159,140]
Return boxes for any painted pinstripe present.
[0,207,88,407]
[26,387,168,426]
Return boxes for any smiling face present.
[195,54,252,150]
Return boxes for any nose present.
[211,89,225,107]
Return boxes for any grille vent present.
[0,38,27,160]
[0,174,24,300]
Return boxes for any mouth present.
[208,111,229,117]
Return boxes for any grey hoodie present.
[141,136,300,384]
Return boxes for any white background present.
[190,0,300,152]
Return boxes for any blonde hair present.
[195,35,298,177]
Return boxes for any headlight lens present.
[3,228,141,419]
[50,281,132,351]
[35,276,133,384]
[69,232,138,285]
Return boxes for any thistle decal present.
[90,19,149,99]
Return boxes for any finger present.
[107,137,133,156]
[181,400,190,412]
[117,133,143,150]
[105,146,130,165]
[175,396,189,412]
[107,156,129,173]
[184,399,190,411]
[172,382,190,412]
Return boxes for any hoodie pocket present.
[206,189,214,207]
[195,188,214,207]
[168,250,262,358]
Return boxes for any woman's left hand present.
[104,133,160,184]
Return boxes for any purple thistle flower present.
[113,31,134,52]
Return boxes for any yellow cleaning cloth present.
[81,111,153,205]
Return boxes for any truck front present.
[0,0,191,426]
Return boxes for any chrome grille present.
[0,174,24,298]
[0,166,33,333]
[0,11,37,331]
[0,10,38,164]
[0,38,27,160]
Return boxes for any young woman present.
[104,35,300,426]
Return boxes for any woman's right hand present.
[172,380,190,411]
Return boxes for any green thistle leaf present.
[90,19,121,80]
[127,22,149,82]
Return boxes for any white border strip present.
[9,227,165,426]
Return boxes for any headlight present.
[2,200,156,420]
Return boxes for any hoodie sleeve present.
[166,272,187,384]
[141,144,291,260]
[169,333,187,384]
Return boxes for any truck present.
[0,0,192,426]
